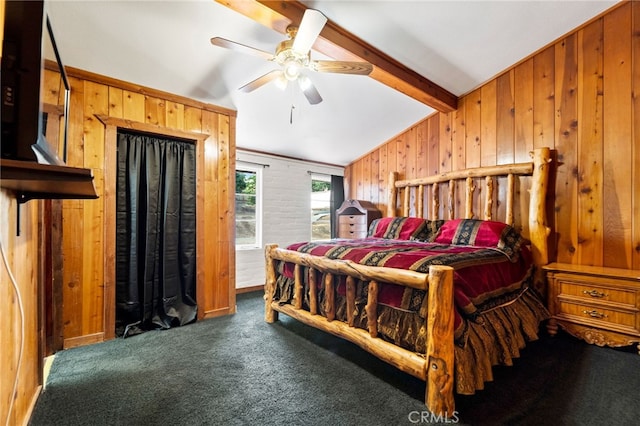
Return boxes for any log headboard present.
[387,147,552,268]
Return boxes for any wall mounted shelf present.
[0,158,98,203]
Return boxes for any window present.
[311,174,331,240]
[235,164,262,248]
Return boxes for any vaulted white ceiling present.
[47,0,618,166]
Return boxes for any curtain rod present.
[237,159,270,168]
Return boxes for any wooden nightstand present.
[336,200,381,239]
[544,263,640,354]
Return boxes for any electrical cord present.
[1,238,24,426]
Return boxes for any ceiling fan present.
[210,9,373,105]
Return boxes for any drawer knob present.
[582,289,607,298]
[582,309,607,319]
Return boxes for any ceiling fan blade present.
[239,70,283,93]
[298,76,322,105]
[292,9,327,54]
[310,60,373,75]
[210,37,274,61]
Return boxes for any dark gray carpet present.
[30,292,640,426]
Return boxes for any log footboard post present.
[264,244,279,323]
[425,265,455,417]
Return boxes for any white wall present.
[235,150,344,289]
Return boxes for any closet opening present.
[115,130,197,337]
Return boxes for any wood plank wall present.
[1,192,43,426]
[345,1,640,270]
[44,67,237,348]
[2,61,237,426]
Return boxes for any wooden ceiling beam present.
[215,0,458,112]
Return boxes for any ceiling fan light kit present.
[210,8,373,105]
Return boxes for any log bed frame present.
[264,147,552,417]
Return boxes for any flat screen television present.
[1,0,69,165]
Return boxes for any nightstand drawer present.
[339,223,368,233]
[339,215,367,225]
[555,277,636,307]
[556,299,638,331]
[340,229,367,239]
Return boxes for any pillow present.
[410,219,445,242]
[433,219,525,260]
[368,217,445,241]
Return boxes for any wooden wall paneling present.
[42,69,61,105]
[0,193,15,423]
[362,153,373,211]
[396,134,408,213]
[406,127,417,215]
[201,178,215,315]
[215,113,232,312]
[227,115,237,304]
[2,196,41,424]
[102,124,117,340]
[84,82,108,169]
[439,111,452,173]
[344,2,637,271]
[353,160,363,200]
[123,90,145,122]
[496,71,515,165]
[82,82,108,336]
[1,192,40,425]
[452,99,466,171]
[184,105,203,133]
[369,149,380,207]
[62,76,85,342]
[144,96,167,127]
[62,201,84,343]
[452,98,466,217]
[216,113,235,314]
[166,101,185,130]
[386,138,397,216]
[533,46,556,150]
[577,18,605,266]
[514,59,535,163]
[554,33,579,264]
[82,169,104,336]
[416,120,429,216]
[512,59,534,233]
[426,116,439,219]
[377,144,387,213]
[480,79,497,167]
[343,161,351,205]
[108,87,124,118]
[496,71,515,221]
[66,77,86,167]
[464,90,482,219]
[603,3,633,269]
[633,0,640,270]
[200,110,219,316]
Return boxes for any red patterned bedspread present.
[281,237,534,341]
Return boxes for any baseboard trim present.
[63,332,104,349]
[22,384,42,426]
[236,284,264,294]
[202,306,235,319]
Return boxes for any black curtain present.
[115,131,197,337]
[329,175,345,239]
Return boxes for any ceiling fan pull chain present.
[290,104,296,124]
